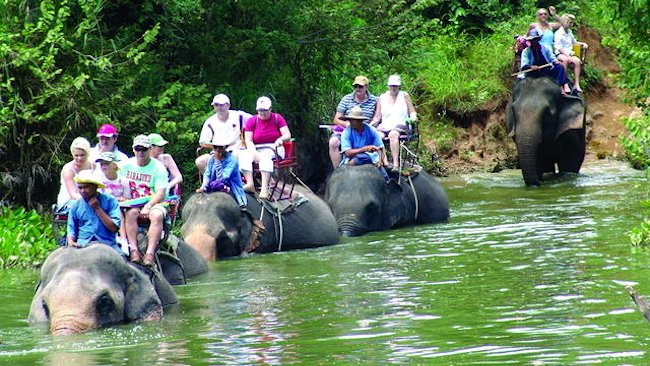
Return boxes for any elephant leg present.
[556,130,585,173]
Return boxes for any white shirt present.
[199,110,252,150]
[554,27,576,55]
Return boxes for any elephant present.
[29,244,177,335]
[181,188,339,260]
[136,233,209,285]
[506,76,586,186]
[325,164,450,236]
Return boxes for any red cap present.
[97,124,118,137]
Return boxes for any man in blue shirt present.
[340,106,389,181]
[66,170,123,254]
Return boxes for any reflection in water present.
[1,161,650,364]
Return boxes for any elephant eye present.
[96,292,115,315]
[42,300,50,319]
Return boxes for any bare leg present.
[195,154,210,176]
[242,170,255,192]
[573,57,582,91]
[260,171,272,198]
[125,208,142,262]
[328,135,342,168]
[144,209,164,265]
[388,130,400,168]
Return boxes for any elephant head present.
[325,165,450,237]
[506,77,586,186]
[181,192,258,260]
[29,245,167,335]
[325,165,399,236]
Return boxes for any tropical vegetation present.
[0,0,649,264]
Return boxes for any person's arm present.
[61,165,81,201]
[370,98,382,126]
[198,119,215,149]
[344,145,379,158]
[165,155,183,189]
[66,203,79,247]
[404,93,417,120]
[141,187,166,216]
[88,195,119,233]
[197,159,212,192]
[333,111,350,128]
[275,126,292,147]
[244,130,256,152]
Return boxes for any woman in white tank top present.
[56,137,95,210]
[371,75,418,171]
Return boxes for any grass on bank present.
[0,206,57,268]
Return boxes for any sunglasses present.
[354,84,366,89]
[537,12,548,16]
[134,146,149,152]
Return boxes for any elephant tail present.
[627,286,650,322]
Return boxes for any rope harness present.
[257,194,308,252]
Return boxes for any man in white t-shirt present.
[120,135,169,266]
[195,93,252,174]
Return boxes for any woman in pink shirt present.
[240,96,292,199]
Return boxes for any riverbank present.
[430,26,635,177]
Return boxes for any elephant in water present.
[181,188,339,260]
[506,76,586,186]
[29,245,176,335]
[136,233,209,285]
[325,164,450,236]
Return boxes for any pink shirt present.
[244,113,288,144]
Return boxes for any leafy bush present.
[621,114,650,170]
[0,207,57,268]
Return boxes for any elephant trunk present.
[50,311,96,335]
[518,146,541,186]
[515,119,543,187]
[184,229,218,261]
[336,214,365,237]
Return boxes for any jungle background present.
[1,0,649,266]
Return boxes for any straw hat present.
[73,170,105,188]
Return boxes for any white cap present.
[387,74,401,86]
[256,96,272,111]
[211,94,230,106]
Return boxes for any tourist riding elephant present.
[506,76,586,186]
[181,187,339,260]
[29,245,177,335]
[325,164,450,236]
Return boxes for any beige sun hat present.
[344,106,367,121]
[73,170,105,188]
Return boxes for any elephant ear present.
[28,281,48,323]
[556,95,585,139]
[123,265,165,322]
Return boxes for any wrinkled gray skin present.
[181,188,339,260]
[506,77,586,186]
[139,233,208,285]
[325,164,450,236]
[29,245,176,335]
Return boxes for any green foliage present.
[412,30,513,114]
[621,114,650,170]
[0,206,57,268]
[581,0,650,102]
[629,218,650,247]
